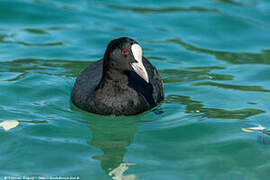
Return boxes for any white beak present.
[131,44,149,83]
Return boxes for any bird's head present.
[103,37,149,83]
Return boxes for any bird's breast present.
[93,87,149,115]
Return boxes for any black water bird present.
[71,37,164,115]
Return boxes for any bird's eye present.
[122,50,128,55]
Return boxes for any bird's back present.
[71,60,103,109]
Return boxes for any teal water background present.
[1,0,270,179]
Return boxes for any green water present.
[1,0,270,179]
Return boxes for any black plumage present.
[71,37,164,115]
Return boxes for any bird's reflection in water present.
[84,115,139,179]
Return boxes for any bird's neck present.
[97,68,130,90]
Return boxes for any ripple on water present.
[167,38,270,65]
[193,81,270,92]
[160,66,234,83]
[106,5,220,14]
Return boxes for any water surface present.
[1,0,270,179]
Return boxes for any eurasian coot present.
[71,37,164,115]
